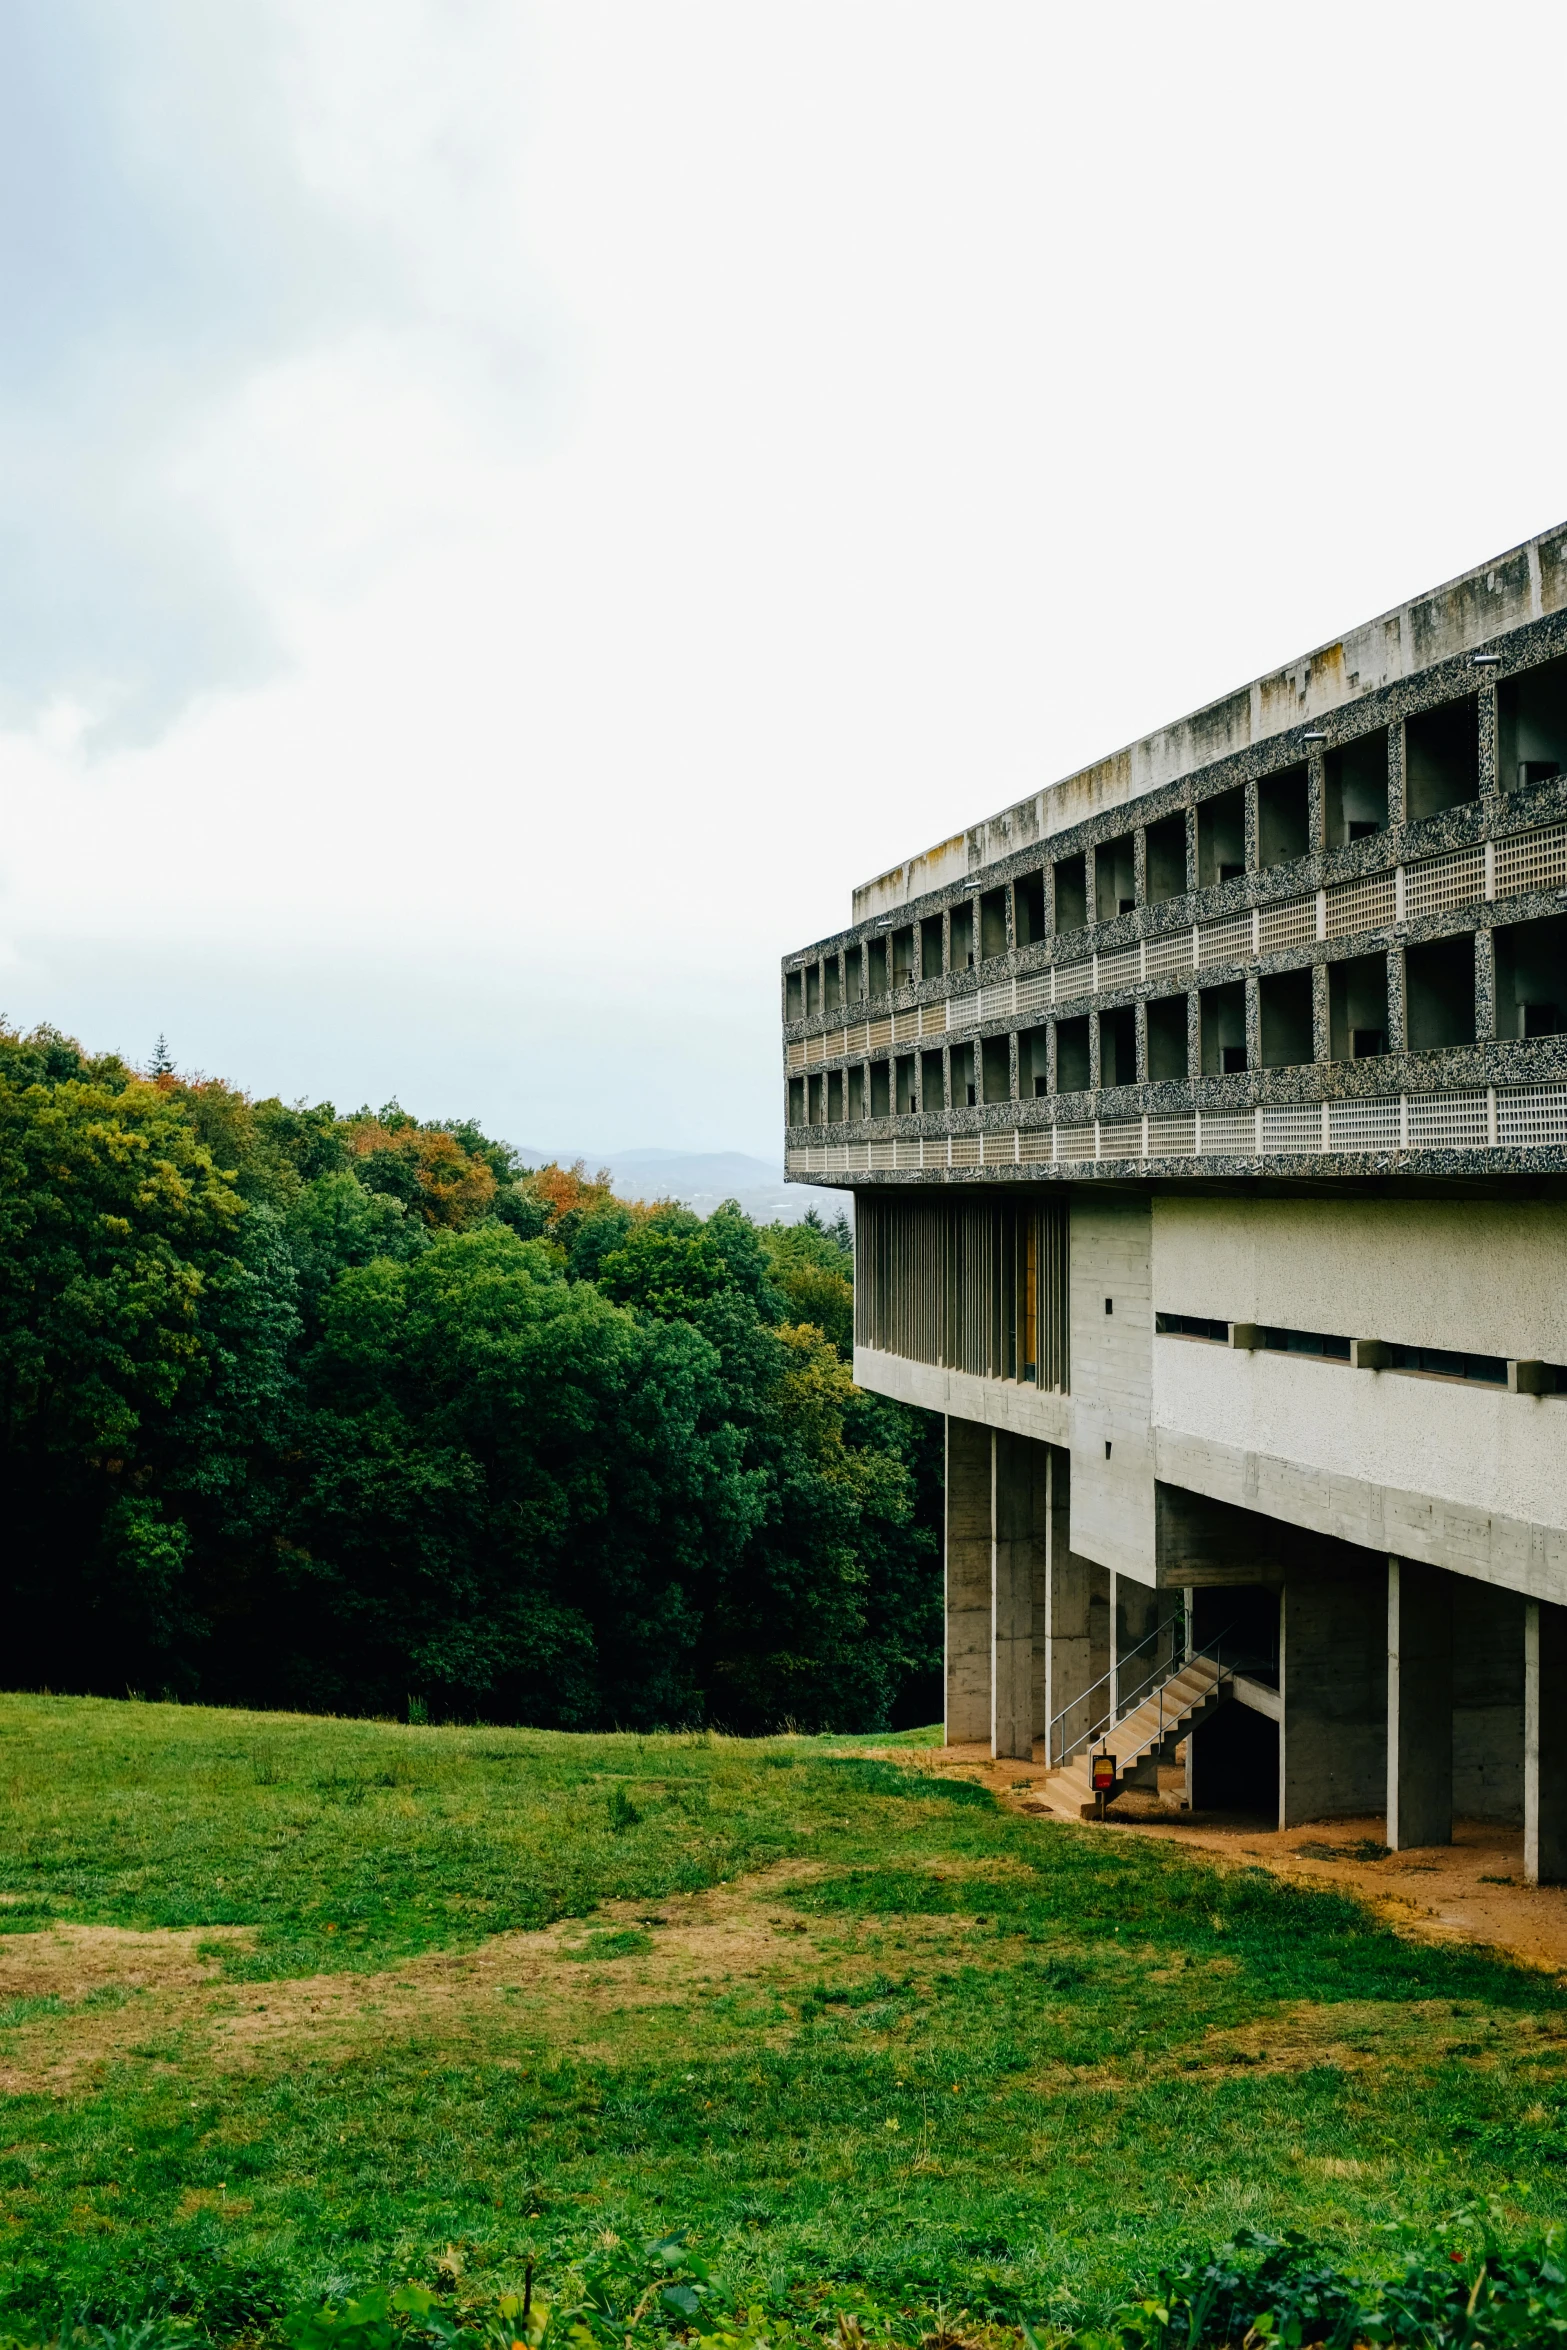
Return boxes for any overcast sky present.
[3,1,1567,1160]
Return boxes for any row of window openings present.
[786,915,1567,1119]
[786,656,1567,1020]
[1155,1312,1567,1395]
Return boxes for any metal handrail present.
[1051,1619,1271,1771]
[1046,1619,1178,1768]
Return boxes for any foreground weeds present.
[7,2215,1567,2349]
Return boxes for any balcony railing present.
[785,1078,1567,1176]
[784,820,1567,1072]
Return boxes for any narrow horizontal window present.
[1259,1327,1351,1361]
[1386,1344,1506,1386]
[1155,1311,1228,1344]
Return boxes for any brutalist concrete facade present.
[780,522,1567,1875]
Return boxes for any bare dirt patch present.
[927,1742,1567,1978]
[0,1923,252,2003]
[0,1863,891,2095]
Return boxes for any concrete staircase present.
[1048,1653,1233,1818]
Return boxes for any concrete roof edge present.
[850,517,1567,923]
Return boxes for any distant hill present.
[513,1145,848,1227]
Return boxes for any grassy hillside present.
[1,1695,1564,2337]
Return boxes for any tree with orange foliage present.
[343,1118,497,1232]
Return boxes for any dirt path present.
[0,1861,972,2096]
[925,1742,1567,1978]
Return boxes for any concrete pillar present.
[1525,1599,1567,1886]
[1279,1570,1387,1827]
[1043,1449,1089,1758]
[991,1432,1040,1761]
[1040,1450,1111,1766]
[944,1416,991,1745]
[1386,1557,1453,1850]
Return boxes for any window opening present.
[1259,966,1313,1068]
[1494,912,1567,1040]
[980,888,1008,961]
[1020,1024,1049,1097]
[1199,979,1246,1076]
[1197,785,1246,886]
[1147,991,1189,1081]
[1325,729,1388,845]
[785,970,803,1020]
[1155,1312,1228,1343]
[1098,1003,1136,1087]
[1328,952,1388,1060]
[1387,1344,1506,1385]
[1260,1327,1350,1361]
[920,918,944,980]
[891,927,915,987]
[1405,934,1476,1052]
[1095,833,1137,922]
[1056,1014,1090,1093]
[949,900,974,970]
[1499,650,1567,792]
[1405,696,1480,821]
[1053,853,1088,934]
[1145,812,1188,905]
[1014,871,1046,946]
[1258,763,1310,868]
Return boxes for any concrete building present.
[780,521,1567,1878]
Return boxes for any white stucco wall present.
[1150,1195,1567,1535]
[1150,1194,1567,1362]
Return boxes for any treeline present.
[0,1024,941,1731]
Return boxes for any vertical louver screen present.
[854,1194,1069,1390]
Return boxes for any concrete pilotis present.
[991,1431,1041,1760]
[1387,1557,1453,1849]
[1525,1598,1567,1885]
[944,1416,992,1745]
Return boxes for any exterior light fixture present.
[1472,651,1501,666]
[1303,729,1327,742]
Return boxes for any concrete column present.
[1478,683,1499,801]
[1475,924,1496,1044]
[1279,1570,1387,1827]
[992,1432,1042,1760]
[1525,1599,1567,1885]
[1041,1450,1112,1765]
[1387,719,1407,831]
[944,1416,992,1745]
[1385,944,1407,1053]
[1043,1448,1087,1753]
[1386,1557,1453,1850]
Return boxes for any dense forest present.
[0,1022,942,1732]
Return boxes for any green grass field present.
[1,1695,1564,2338]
